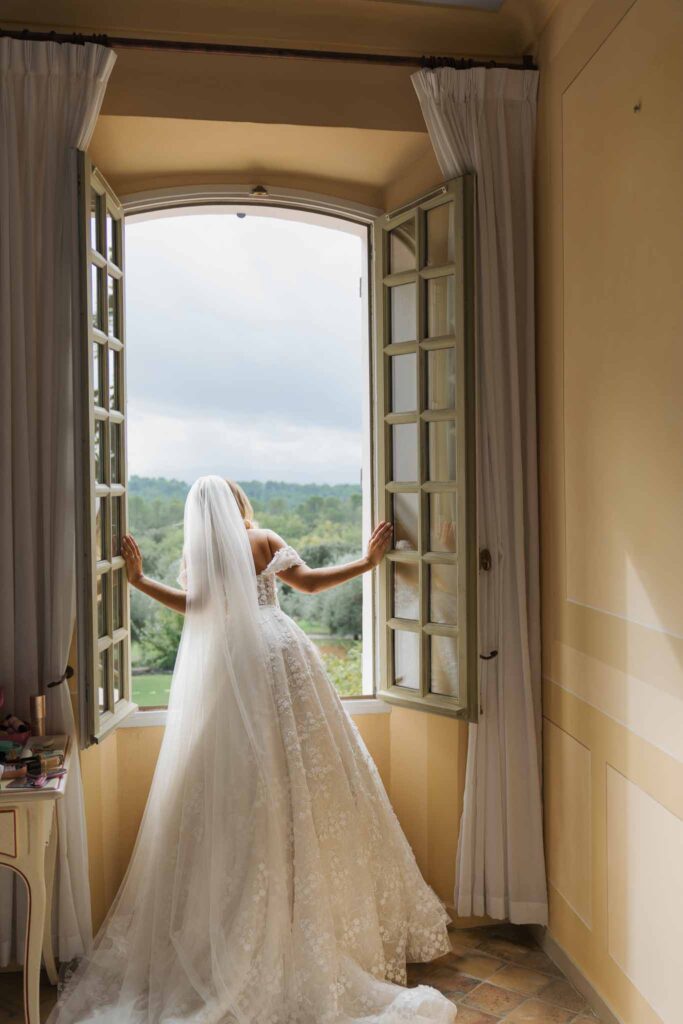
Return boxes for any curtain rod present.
[0,27,537,71]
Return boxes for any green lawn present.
[132,673,173,708]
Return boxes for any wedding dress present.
[49,477,456,1023]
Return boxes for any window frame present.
[373,176,477,720]
[75,153,135,745]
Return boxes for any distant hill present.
[128,476,361,506]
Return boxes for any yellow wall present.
[536,1,683,1021]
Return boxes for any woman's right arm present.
[122,535,187,615]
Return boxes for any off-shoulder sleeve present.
[262,544,305,576]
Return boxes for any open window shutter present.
[75,153,134,745]
[372,176,477,719]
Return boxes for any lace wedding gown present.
[49,478,457,1024]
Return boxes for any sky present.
[125,211,364,485]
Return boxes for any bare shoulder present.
[246,528,283,574]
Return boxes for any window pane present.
[393,630,419,689]
[111,496,123,557]
[107,275,119,337]
[392,561,419,620]
[106,211,118,265]
[426,276,455,339]
[426,203,454,267]
[112,568,124,631]
[96,497,109,562]
[91,265,102,330]
[94,419,105,483]
[97,574,108,638]
[110,422,122,483]
[427,348,455,410]
[90,190,101,253]
[108,347,120,410]
[392,422,417,482]
[430,634,459,698]
[390,353,416,413]
[112,643,123,704]
[430,493,457,553]
[98,650,108,713]
[92,342,103,406]
[430,564,457,625]
[389,218,416,274]
[390,283,417,344]
[428,421,456,481]
[392,492,418,551]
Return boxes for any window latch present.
[479,548,492,571]
[480,650,498,661]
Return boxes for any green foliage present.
[138,606,184,670]
[320,641,363,697]
[129,477,365,700]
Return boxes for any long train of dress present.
[49,542,457,1023]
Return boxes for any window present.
[373,177,477,718]
[74,169,474,741]
[75,155,134,743]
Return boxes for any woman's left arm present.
[277,521,393,594]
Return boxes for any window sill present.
[120,697,390,729]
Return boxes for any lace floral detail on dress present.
[257,546,306,608]
[262,544,305,576]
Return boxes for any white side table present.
[0,735,71,1024]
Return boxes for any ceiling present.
[89,116,437,208]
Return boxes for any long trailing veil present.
[48,476,455,1023]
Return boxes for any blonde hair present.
[226,479,255,529]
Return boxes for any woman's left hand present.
[365,521,393,567]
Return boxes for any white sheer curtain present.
[0,37,116,964]
[412,67,547,924]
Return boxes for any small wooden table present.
[0,735,71,1024]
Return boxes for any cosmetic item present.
[19,752,64,777]
[0,762,28,780]
[30,695,46,737]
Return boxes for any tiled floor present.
[407,923,602,1023]
[0,925,600,1023]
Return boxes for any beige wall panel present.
[606,766,683,1024]
[389,707,467,908]
[562,0,683,638]
[543,719,592,926]
[80,732,124,932]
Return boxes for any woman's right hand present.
[122,534,144,584]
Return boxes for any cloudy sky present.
[125,211,364,485]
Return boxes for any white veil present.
[49,476,455,1024]
[49,477,293,1023]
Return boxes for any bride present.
[50,476,457,1023]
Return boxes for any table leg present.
[42,811,58,986]
[21,866,46,1024]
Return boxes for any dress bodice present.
[256,545,304,608]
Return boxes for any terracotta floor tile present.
[488,963,550,995]
[424,965,481,996]
[452,1006,503,1024]
[448,952,505,980]
[477,938,532,963]
[518,950,564,977]
[462,982,525,1016]
[537,979,588,1013]
[505,997,576,1023]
